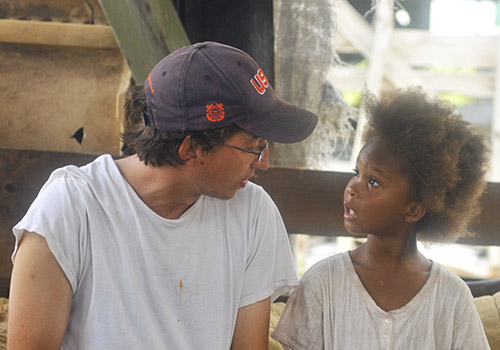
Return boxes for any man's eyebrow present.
[243,133,264,143]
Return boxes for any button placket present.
[381,317,393,350]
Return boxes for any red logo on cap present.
[148,74,155,93]
[250,68,269,95]
[206,103,225,122]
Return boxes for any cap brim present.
[236,100,318,143]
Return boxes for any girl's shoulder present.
[428,262,473,297]
[301,252,352,282]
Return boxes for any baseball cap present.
[144,41,318,143]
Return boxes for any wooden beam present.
[0,150,96,290]
[328,65,495,99]
[337,29,498,69]
[336,0,434,93]
[2,148,499,243]
[2,148,499,285]
[0,147,499,297]
[0,42,129,155]
[351,0,394,164]
[252,168,500,246]
[98,0,190,83]
[0,19,118,48]
[390,30,497,69]
[0,0,108,25]
[491,35,500,182]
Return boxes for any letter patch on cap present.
[206,103,225,122]
[250,68,269,95]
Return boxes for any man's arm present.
[8,231,73,349]
[231,297,271,350]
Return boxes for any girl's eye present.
[369,178,380,187]
[352,168,359,176]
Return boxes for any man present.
[7,41,318,349]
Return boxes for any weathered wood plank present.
[0,19,118,48]
[0,43,129,155]
[98,0,190,83]
[2,149,499,252]
[351,0,394,165]
[328,66,496,99]
[337,29,498,68]
[252,167,500,246]
[0,0,108,24]
[336,0,433,93]
[0,149,97,289]
[390,30,498,68]
[491,37,500,182]
[1,148,499,295]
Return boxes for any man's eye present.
[369,178,380,187]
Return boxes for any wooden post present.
[98,0,190,84]
[351,0,394,163]
[487,34,500,276]
[491,35,500,182]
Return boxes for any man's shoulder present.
[47,154,112,180]
[40,154,117,196]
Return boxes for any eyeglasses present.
[223,141,269,162]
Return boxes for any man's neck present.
[115,155,199,219]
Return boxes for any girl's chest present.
[354,267,429,311]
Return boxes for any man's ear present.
[405,202,427,223]
[178,136,198,161]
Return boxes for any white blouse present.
[272,252,490,350]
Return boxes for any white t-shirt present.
[13,154,299,349]
[272,252,490,350]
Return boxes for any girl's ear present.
[178,136,198,162]
[405,202,427,223]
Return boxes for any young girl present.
[272,87,491,349]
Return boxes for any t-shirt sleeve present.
[271,267,325,350]
[238,186,299,307]
[451,283,491,350]
[12,170,88,294]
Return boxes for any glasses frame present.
[223,141,269,162]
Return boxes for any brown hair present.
[121,84,242,167]
[362,87,490,242]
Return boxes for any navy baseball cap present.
[144,41,318,143]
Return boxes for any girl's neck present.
[351,233,428,272]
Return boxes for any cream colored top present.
[272,252,490,350]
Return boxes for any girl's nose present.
[345,178,359,198]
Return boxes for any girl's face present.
[343,137,416,237]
